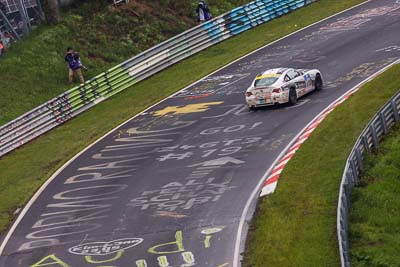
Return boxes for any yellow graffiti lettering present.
[148,230,184,254]
[157,256,169,267]
[84,250,124,264]
[204,235,211,248]
[201,227,223,249]
[136,259,147,267]
[153,102,223,116]
[30,254,70,267]
[181,251,196,266]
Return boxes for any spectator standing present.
[2,31,11,47]
[196,1,211,23]
[0,31,11,55]
[65,47,85,84]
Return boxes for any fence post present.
[362,135,370,153]
[355,147,363,172]
[16,0,31,34]
[380,112,387,134]
[391,99,399,122]
[370,124,378,149]
[350,158,358,183]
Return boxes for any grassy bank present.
[243,63,400,265]
[350,125,400,266]
[0,0,249,125]
[0,0,366,234]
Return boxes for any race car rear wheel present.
[315,74,323,91]
[289,88,297,105]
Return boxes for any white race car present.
[245,68,323,109]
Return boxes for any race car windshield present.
[254,77,279,87]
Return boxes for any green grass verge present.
[243,64,400,266]
[0,0,365,234]
[350,125,400,266]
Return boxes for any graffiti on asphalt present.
[18,120,196,252]
[68,238,144,256]
[152,102,223,116]
[31,228,226,266]
[301,4,400,41]
[376,46,400,52]
[174,73,250,98]
[128,156,242,211]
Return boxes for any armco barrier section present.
[0,0,317,157]
[337,91,400,267]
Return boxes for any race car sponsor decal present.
[256,74,281,80]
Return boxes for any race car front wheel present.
[315,74,323,91]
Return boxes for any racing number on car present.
[304,73,312,88]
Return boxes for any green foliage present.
[350,125,400,267]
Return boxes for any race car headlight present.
[272,88,281,93]
[246,92,253,97]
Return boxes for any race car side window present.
[287,70,299,80]
[284,75,290,82]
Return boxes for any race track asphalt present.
[1,0,400,266]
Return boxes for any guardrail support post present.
[350,159,358,183]
[355,147,363,172]
[391,99,399,122]
[380,112,388,134]
[370,124,379,149]
[362,135,370,153]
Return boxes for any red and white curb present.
[260,58,400,197]
[260,91,356,197]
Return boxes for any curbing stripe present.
[260,91,354,197]
[259,59,400,197]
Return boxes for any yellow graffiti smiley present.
[153,102,223,116]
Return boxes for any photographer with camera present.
[65,47,85,84]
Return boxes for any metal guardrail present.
[0,0,318,157]
[337,91,400,267]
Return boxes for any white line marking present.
[0,0,374,258]
[285,99,311,109]
[275,159,289,169]
[213,74,252,94]
[269,168,284,176]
